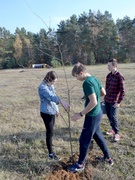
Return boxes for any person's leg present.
[67,115,96,172]
[40,112,55,154]
[78,111,102,165]
[67,110,113,172]
[105,102,119,134]
[93,125,110,159]
[110,105,119,134]
[105,102,112,127]
[92,113,113,165]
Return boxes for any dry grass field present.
[0,64,135,180]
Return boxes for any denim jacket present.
[38,81,59,115]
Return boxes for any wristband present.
[80,112,83,117]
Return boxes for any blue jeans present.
[78,110,110,164]
[105,102,119,134]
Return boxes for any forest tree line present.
[0,10,135,69]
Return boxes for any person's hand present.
[56,112,60,117]
[113,102,120,108]
[71,113,82,121]
[60,99,70,110]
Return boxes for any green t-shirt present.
[83,76,102,116]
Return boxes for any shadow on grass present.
[0,128,79,143]
[0,127,80,177]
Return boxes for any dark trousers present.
[105,102,119,134]
[78,110,110,164]
[40,112,55,154]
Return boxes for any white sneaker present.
[114,134,120,141]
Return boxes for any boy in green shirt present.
[67,63,113,173]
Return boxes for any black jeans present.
[40,112,55,154]
[105,102,119,134]
[78,110,110,164]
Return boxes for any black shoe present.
[67,163,85,173]
[49,153,59,160]
[96,156,114,166]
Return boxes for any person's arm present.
[117,75,125,104]
[38,85,60,104]
[105,75,109,92]
[71,93,97,121]
[80,93,97,116]
[100,87,106,96]
[39,85,69,111]
[114,75,125,108]
[59,99,70,110]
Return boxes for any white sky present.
[0,0,135,34]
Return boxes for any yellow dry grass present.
[0,63,135,180]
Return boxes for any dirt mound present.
[47,168,93,180]
[46,152,98,180]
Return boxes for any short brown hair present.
[72,62,87,76]
[44,71,58,82]
[108,58,117,66]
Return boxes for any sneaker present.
[114,134,120,141]
[49,153,59,160]
[106,129,115,135]
[67,163,85,173]
[96,156,114,166]
[106,158,114,166]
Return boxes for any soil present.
[46,142,101,180]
